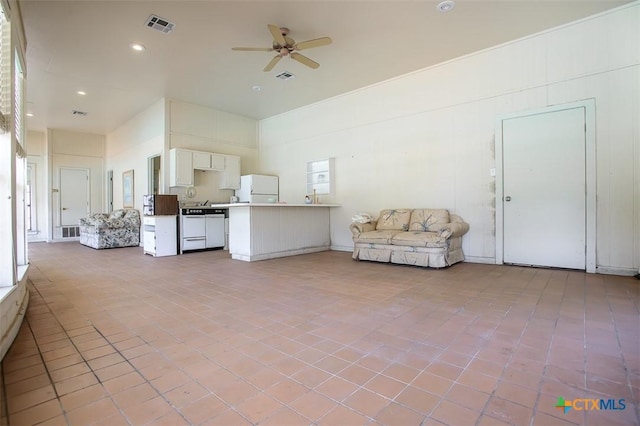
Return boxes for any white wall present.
[259,4,640,273]
[49,129,105,240]
[168,100,259,202]
[105,98,166,211]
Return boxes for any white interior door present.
[502,107,586,270]
[60,168,89,226]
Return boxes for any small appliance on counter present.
[235,174,279,203]
[143,194,179,216]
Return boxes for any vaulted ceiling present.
[21,0,632,135]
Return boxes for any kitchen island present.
[225,203,340,262]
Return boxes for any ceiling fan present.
[232,24,332,72]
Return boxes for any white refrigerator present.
[235,174,279,203]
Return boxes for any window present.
[0,5,29,287]
[306,158,335,198]
[14,49,26,267]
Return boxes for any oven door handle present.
[184,237,206,241]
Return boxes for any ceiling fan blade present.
[290,52,319,69]
[263,55,282,72]
[232,47,274,51]
[294,37,332,50]
[268,24,287,47]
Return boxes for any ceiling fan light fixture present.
[436,0,455,12]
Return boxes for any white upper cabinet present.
[211,154,225,171]
[170,148,194,187]
[193,151,225,171]
[170,148,241,188]
[219,155,241,190]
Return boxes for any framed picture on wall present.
[123,170,134,208]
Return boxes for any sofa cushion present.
[356,230,402,244]
[409,209,450,232]
[376,209,411,231]
[391,231,448,248]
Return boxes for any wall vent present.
[61,226,80,238]
[275,71,295,81]
[72,110,87,116]
[145,14,175,34]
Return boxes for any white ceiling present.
[21,0,631,135]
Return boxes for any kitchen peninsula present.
[227,203,340,261]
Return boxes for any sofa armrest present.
[350,220,377,237]
[437,221,470,239]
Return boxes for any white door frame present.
[106,170,114,213]
[495,99,596,273]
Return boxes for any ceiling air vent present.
[145,14,175,34]
[275,71,295,81]
[72,110,87,116]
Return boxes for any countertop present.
[214,203,341,208]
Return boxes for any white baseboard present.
[330,245,352,252]
[596,266,638,276]
[463,256,496,264]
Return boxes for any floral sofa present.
[79,209,141,249]
[349,208,469,268]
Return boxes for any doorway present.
[495,100,596,272]
[26,163,37,234]
[106,170,113,213]
[148,154,161,195]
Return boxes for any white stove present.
[179,207,228,253]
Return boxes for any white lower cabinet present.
[143,215,178,257]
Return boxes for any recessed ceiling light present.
[26,112,34,117]
[130,43,146,52]
[77,91,87,96]
[436,0,455,12]
[251,85,262,92]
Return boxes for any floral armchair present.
[79,209,141,249]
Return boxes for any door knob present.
[504,196,512,202]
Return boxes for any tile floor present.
[1,242,638,425]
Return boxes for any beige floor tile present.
[288,391,336,421]
[2,245,639,426]
[317,404,369,425]
[343,388,390,418]
[394,386,440,415]
[179,394,227,425]
[5,399,63,426]
[65,397,120,425]
[235,392,284,424]
[163,381,210,409]
[7,385,57,414]
[121,395,173,424]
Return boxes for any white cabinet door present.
[193,151,211,169]
[219,155,241,189]
[205,215,225,248]
[210,154,225,171]
[193,152,224,171]
[169,149,194,187]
